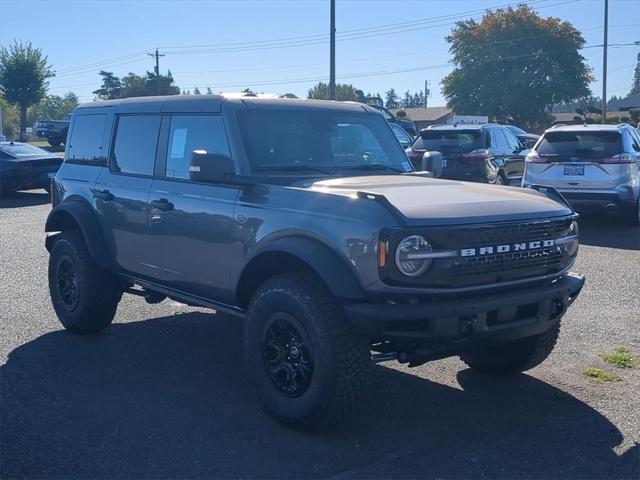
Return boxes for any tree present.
[0,97,20,140]
[384,88,399,109]
[193,87,201,95]
[442,5,592,128]
[93,70,122,99]
[28,92,79,125]
[93,70,179,99]
[307,82,358,101]
[0,40,54,140]
[629,62,640,96]
[206,87,213,95]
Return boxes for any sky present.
[0,0,639,107]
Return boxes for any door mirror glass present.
[189,150,235,183]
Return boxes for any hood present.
[303,175,573,226]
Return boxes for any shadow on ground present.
[1,311,637,479]
[577,213,639,250]
[0,190,50,209]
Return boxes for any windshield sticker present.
[402,161,413,172]
[170,128,188,158]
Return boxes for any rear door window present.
[413,129,483,153]
[67,114,107,164]
[536,131,622,161]
[111,115,161,176]
[502,128,522,153]
[490,129,509,153]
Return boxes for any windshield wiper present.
[335,164,405,173]
[253,165,332,175]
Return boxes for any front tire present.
[48,138,62,147]
[460,321,561,375]
[244,273,371,430]
[48,231,122,333]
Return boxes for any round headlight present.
[565,220,579,256]
[395,235,433,277]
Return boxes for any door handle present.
[94,189,114,201]
[150,198,174,211]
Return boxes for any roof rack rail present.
[549,124,566,129]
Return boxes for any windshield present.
[390,124,413,148]
[0,143,49,157]
[506,125,526,135]
[412,129,484,153]
[536,131,622,160]
[237,110,412,175]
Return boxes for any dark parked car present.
[505,125,540,149]
[389,122,413,148]
[35,118,70,147]
[0,142,62,196]
[405,124,527,185]
[46,96,583,430]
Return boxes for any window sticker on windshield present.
[170,128,188,158]
[402,161,412,172]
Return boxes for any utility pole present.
[148,49,165,95]
[601,0,608,123]
[329,0,336,100]
[424,80,430,108]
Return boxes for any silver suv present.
[522,124,640,225]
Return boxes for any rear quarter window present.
[413,129,483,153]
[536,131,622,159]
[67,114,107,164]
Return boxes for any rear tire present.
[244,273,371,430]
[494,173,506,185]
[48,138,62,147]
[48,231,122,333]
[460,321,561,375]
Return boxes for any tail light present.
[601,154,634,164]
[525,152,551,163]
[463,149,492,160]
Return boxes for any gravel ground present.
[1,190,638,479]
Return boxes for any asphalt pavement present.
[1,190,638,479]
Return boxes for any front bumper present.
[345,273,584,356]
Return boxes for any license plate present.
[564,164,584,176]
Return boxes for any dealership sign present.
[451,115,488,126]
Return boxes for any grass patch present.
[600,347,636,368]
[583,367,620,382]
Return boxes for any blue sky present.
[1,0,638,106]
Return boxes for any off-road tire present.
[460,321,561,375]
[48,231,122,333]
[244,273,371,430]
[494,172,506,185]
[47,138,62,147]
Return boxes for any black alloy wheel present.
[263,312,314,397]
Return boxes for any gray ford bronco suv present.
[46,95,584,429]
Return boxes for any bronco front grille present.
[451,247,565,278]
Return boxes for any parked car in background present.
[405,124,526,185]
[389,122,413,148]
[505,125,540,149]
[0,142,62,195]
[35,118,70,146]
[523,124,640,225]
[369,104,417,136]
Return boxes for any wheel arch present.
[235,237,366,308]
[45,200,115,270]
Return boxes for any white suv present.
[522,124,640,225]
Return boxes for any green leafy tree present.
[193,87,201,95]
[0,40,54,140]
[93,70,122,99]
[29,92,79,124]
[442,5,592,128]
[93,70,179,99]
[629,62,640,96]
[629,108,640,125]
[0,97,20,140]
[384,88,399,109]
[307,82,358,101]
[206,87,213,95]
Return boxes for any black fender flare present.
[45,200,115,270]
[236,236,367,305]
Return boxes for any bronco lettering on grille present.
[460,239,555,257]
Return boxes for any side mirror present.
[421,151,443,178]
[189,150,235,183]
